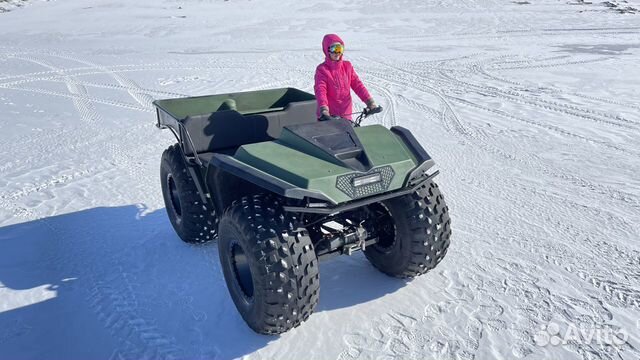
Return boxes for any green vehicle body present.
[154,87,436,211]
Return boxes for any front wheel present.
[217,194,320,334]
[364,180,451,278]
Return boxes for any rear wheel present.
[365,180,451,278]
[160,144,217,243]
[218,194,320,334]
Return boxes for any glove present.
[319,106,332,121]
[319,113,333,121]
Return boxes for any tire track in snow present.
[0,195,180,360]
[369,69,525,169]
[0,65,242,88]
[367,59,640,208]
[0,85,151,113]
[0,53,253,358]
[367,60,473,137]
[385,27,640,44]
[368,67,506,159]
[42,51,157,110]
[473,57,640,113]
[10,54,102,125]
[22,210,186,360]
[0,169,95,205]
[477,54,568,70]
[89,267,183,360]
[408,55,640,129]
[454,153,640,313]
[568,91,640,112]
[436,68,640,130]
[3,54,154,178]
[0,61,185,82]
[0,119,150,185]
[416,95,640,210]
[506,184,640,313]
[472,61,640,113]
[395,94,442,123]
[2,75,186,99]
[0,50,257,83]
[0,54,305,189]
[0,50,260,178]
[339,176,639,360]
[0,57,182,357]
[364,79,398,127]
[487,56,613,71]
[446,95,640,157]
[0,59,311,95]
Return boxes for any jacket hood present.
[322,34,344,64]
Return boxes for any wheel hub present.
[167,174,182,219]
[231,242,254,299]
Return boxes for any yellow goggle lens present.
[328,43,344,55]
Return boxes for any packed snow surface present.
[1,0,639,359]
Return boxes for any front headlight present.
[352,173,382,187]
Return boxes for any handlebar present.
[320,106,384,126]
[354,105,383,127]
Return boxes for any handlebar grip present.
[364,105,383,117]
[370,106,383,115]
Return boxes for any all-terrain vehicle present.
[153,88,451,334]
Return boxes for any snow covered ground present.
[1,0,639,359]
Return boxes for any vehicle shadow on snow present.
[0,205,407,359]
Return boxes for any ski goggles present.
[328,43,344,55]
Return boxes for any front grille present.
[336,166,395,199]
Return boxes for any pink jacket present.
[314,34,372,120]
